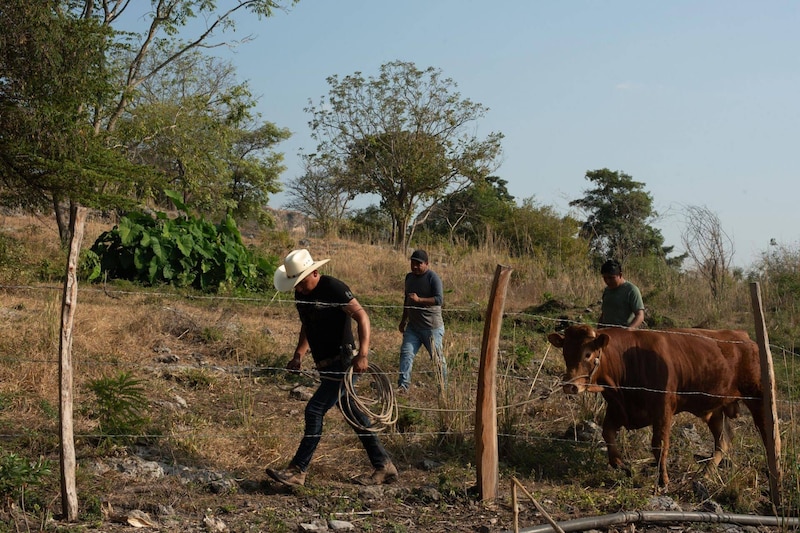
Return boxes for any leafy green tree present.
[306,60,504,249]
[114,51,290,223]
[569,168,665,264]
[1,0,296,245]
[422,175,515,245]
[0,1,151,245]
[497,199,586,262]
[345,205,393,243]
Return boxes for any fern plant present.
[87,371,149,445]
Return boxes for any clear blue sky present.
[137,1,800,268]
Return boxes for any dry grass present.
[0,213,797,531]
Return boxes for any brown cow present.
[547,324,767,486]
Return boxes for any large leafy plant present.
[87,191,276,292]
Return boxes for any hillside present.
[0,213,796,532]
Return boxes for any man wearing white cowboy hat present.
[266,249,398,487]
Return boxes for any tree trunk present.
[53,195,72,248]
[60,203,87,521]
[394,214,410,250]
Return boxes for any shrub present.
[88,190,277,292]
[0,233,26,270]
[0,452,51,505]
[86,371,149,445]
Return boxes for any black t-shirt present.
[295,275,356,362]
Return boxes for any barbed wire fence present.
[0,282,798,504]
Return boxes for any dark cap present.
[600,259,622,275]
[410,249,429,263]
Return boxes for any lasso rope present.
[339,362,398,432]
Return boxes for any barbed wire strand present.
[1,283,798,413]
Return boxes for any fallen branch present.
[511,477,565,533]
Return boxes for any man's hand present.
[352,354,368,373]
[286,354,302,371]
[398,321,407,333]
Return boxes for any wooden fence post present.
[475,264,513,502]
[749,281,782,510]
[60,205,86,521]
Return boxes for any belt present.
[315,356,339,370]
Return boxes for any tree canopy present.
[1,0,296,244]
[497,199,586,262]
[305,60,504,249]
[114,51,290,223]
[421,175,515,245]
[0,1,149,241]
[569,168,665,264]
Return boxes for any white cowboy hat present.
[273,249,330,292]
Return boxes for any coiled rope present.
[339,362,398,432]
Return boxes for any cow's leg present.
[651,411,673,487]
[704,408,731,470]
[602,413,630,475]
[742,398,769,449]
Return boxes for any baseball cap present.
[410,249,429,263]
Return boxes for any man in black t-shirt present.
[266,249,397,487]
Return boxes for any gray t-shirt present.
[404,269,444,330]
[601,281,644,327]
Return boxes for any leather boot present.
[357,461,398,485]
[266,465,306,487]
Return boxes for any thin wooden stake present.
[475,264,512,502]
[59,205,86,521]
[512,480,519,533]
[749,282,782,510]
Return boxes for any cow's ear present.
[547,332,565,348]
[591,334,610,350]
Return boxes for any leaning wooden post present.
[749,281,782,510]
[475,264,513,502]
[60,205,86,521]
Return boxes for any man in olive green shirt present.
[599,259,645,329]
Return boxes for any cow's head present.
[548,324,609,394]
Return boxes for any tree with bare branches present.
[284,157,353,237]
[681,204,735,300]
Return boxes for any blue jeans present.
[290,364,390,472]
[398,325,446,390]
